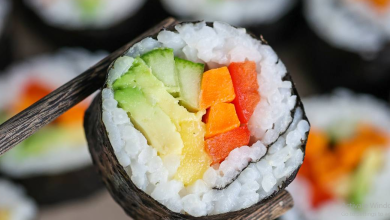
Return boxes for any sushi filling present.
[286,91,390,220]
[24,0,146,30]
[306,0,390,54]
[0,49,106,177]
[301,124,389,207]
[103,21,309,216]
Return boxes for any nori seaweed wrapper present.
[85,21,309,219]
[7,165,104,205]
[14,0,169,52]
[0,1,13,71]
[246,2,304,47]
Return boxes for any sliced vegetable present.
[114,87,184,156]
[57,103,88,125]
[305,129,329,160]
[349,148,384,205]
[228,61,260,123]
[369,0,390,10]
[0,210,9,220]
[141,48,179,94]
[113,57,197,130]
[205,126,250,165]
[12,81,52,114]
[299,123,390,208]
[199,67,235,110]
[12,81,87,126]
[204,102,240,139]
[175,120,211,186]
[0,111,7,124]
[78,0,101,17]
[11,125,85,159]
[175,57,204,112]
[337,124,389,170]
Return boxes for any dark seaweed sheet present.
[14,0,169,52]
[2,165,104,205]
[0,3,13,72]
[85,21,310,219]
[300,20,390,100]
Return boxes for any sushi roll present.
[85,21,310,218]
[303,0,390,99]
[283,90,390,220]
[160,0,303,45]
[0,179,37,220]
[0,0,12,71]
[0,49,107,205]
[16,0,169,51]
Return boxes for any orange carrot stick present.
[205,102,240,139]
[199,67,235,110]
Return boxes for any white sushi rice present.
[24,0,146,30]
[161,0,296,26]
[102,21,309,216]
[0,179,37,220]
[306,0,390,54]
[284,90,390,220]
[0,0,10,35]
[0,49,107,177]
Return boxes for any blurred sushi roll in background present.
[0,49,107,205]
[0,179,37,220]
[303,0,390,99]
[15,0,169,51]
[0,0,13,71]
[160,0,302,45]
[283,90,390,220]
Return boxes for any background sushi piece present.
[0,179,37,220]
[301,0,390,100]
[0,49,107,205]
[0,0,13,71]
[283,90,390,220]
[14,0,169,51]
[160,0,304,46]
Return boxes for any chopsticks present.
[0,17,178,156]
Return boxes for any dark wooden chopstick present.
[0,17,178,156]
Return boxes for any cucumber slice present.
[141,48,179,94]
[175,57,204,112]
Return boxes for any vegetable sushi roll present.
[0,179,37,220]
[16,0,169,51]
[303,0,390,99]
[86,21,310,218]
[283,90,390,220]
[0,0,12,71]
[160,0,302,45]
[0,49,107,205]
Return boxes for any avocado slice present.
[349,148,384,205]
[113,57,197,129]
[4,125,85,160]
[78,0,101,17]
[113,55,209,183]
[114,87,184,156]
[175,58,204,112]
[141,48,179,94]
[0,111,7,124]
[0,209,10,220]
